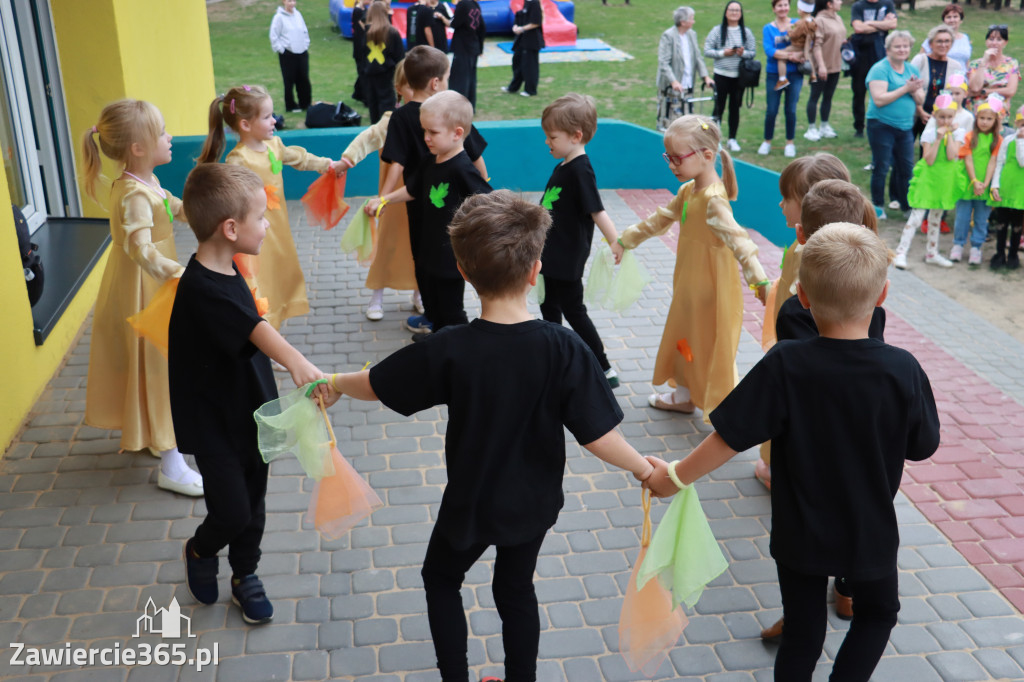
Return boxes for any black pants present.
[421,527,546,682]
[508,49,539,95]
[278,50,312,111]
[539,276,610,371]
[851,58,872,134]
[364,71,397,124]
[450,52,479,109]
[713,73,744,139]
[806,72,840,125]
[416,263,468,331]
[352,50,367,102]
[191,450,269,577]
[775,563,899,682]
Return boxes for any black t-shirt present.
[430,3,452,52]
[168,256,277,457]
[776,295,887,342]
[364,29,406,75]
[540,155,605,281]
[406,4,432,48]
[849,0,895,64]
[352,5,366,56]
[381,101,487,178]
[450,0,485,57]
[405,150,492,276]
[369,319,623,549]
[710,337,939,580]
[512,0,544,51]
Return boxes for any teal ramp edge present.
[160,119,790,247]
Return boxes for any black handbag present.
[739,59,762,108]
[305,101,363,128]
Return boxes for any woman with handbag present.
[657,6,715,132]
[704,1,757,152]
[759,0,806,158]
[804,0,846,141]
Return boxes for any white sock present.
[672,386,691,403]
[368,289,384,307]
[160,448,201,483]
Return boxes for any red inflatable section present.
[509,0,577,47]
[392,7,408,37]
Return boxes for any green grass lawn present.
[210,0,1024,190]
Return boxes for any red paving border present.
[617,189,1024,613]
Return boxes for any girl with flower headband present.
[920,75,974,146]
[198,84,342,332]
[894,93,964,269]
[81,99,204,497]
[988,103,1024,269]
[617,115,768,420]
[950,94,1003,265]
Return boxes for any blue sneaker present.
[183,538,218,605]
[231,574,274,625]
[873,205,887,220]
[404,315,433,334]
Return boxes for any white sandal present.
[365,303,384,321]
[647,391,696,414]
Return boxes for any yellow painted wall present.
[1,1,216,454]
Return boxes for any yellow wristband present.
[375,198,389,219]
[667,459,688,491]
[329,373,341,392]
[750,279,770,291]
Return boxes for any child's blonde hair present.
[395,59,408,101]
[81,99,164,203]
[182,164,265,243]
[197,85,272,165]
[542,93,597,143]
[420,90,473,133]
[801,179,877,238]
[665,115,737,200]
[799,222,891,325]
[779,153,877,232]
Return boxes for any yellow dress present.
[226,137,332,329]
[760,239,802,351]
[85,176,185,451]
[621,181,767,422]
[341,112,417,291]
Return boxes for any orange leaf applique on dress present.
[676,339,693,362]
[264,184,281,211]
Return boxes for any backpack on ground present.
[305,101,362,128]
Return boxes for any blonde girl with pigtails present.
[82,99,203,497]
[198,84,342,332]
[617,115,768,421]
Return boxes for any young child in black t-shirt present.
[645,223,940,681]
[327,190,655,682]
[368,90,492,336]
[537,94,623,388]
[170,164,328,625]
[449,0,486,108]
[377,45,488,330]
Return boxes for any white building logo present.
[134,597,194,639]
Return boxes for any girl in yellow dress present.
[82,99,203,496]
[618,115,768,422]
[197,84,341,330]
[339,62,422,321]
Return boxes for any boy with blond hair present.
[369,90,491,334]
[646,223,939,681]
[538,93,623,387]
[170,164,327,625]
[378,45,488,333]
[330,190,654,682]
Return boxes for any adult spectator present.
[866,30,923,219]
[269,0,312,112]
[804,0,845,141]
[656,6,715,132]
[911,26,964,142]
[704,1,757,152]
[849,0,897,138]
[922,4,971,70]
[759,0,805,158]
[967,25,1019,112]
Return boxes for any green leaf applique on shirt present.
[429,182,449,208]
[540,186,562,210]
[268,149,283,175]
[163,198,174,224]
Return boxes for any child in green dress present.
[988,104,1024,270]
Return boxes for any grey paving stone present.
[926,622,975,650]
[352,569,395,593]
[564,551,628,576]
[318,620,353,649]
[694,587,760,615]
[583,574,620,599]
[535,578,587,604]
[959,590,1017,618]
[18,592,57,619]
[331,594,375,621]
[889,624,943,654]
[960,617,1024,647]
[896,597,940,624]
[972,648,1024,680]
[564,657,602,682]
[538,628,605,658]
[925,594,971,621]
[378,641,437,672]
[926,651,990,681]
[355,618,399,646]
[376,590,427,616]
[246,623,318,653]
[216,652,292,681]
[598,652,678,681]
[0,570,45,594]
[19,617,71,644]
[292,650,329,681]
[400,614,433,641]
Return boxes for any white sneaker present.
[969,247,983,265]
[925,252,954,268]
[894,251,908,269]
[863,163,874,171]
[804,126,821,141]
[757,141,771,155]
[727,139,741,152]
[820,122,838,138]
[784,143,796,158]
[949,244,963,262]
[888,200,901,211]
[411,292,425,314]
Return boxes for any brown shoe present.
[834,581,853,620]
[760,617,784,641]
